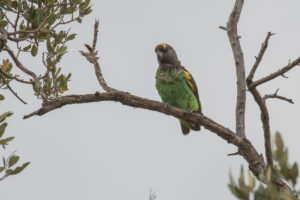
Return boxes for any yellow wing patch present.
[183,70,195,91]
[159,43,167,49]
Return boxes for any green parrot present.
[155,43,202,135]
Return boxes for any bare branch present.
[0,70,32,84]
[263,89,294,104]
[228,152,239,156]
[249,57,300,89]
[92,20,99,51]
[281,74,288,79]
[247,33,297,169]
[225,0,246,138]
[4,44,37,78]
[247,84,273,167]
[0,74,27,104]
[247,32,274,81]
[23,90,268,178]
[80,21,116,92]
[219,26,228,31]
[246,32,276,167]
[246,33,297,168]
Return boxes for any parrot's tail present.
[179,119,200,135]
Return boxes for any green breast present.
[155,66,199,111]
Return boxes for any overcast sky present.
[2,0,300,199]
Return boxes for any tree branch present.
[246,32,276,168]
[247,32,299,169]
[247,32,274,81]
[80,20,116,92]
[249,57,300,89]
[0,70,32,84]
[248,83,273,167]
[23,90,267,177]
[225,0,246,138]
[263,89,294,104]
[4,44,37,78]
[0,73,27,104]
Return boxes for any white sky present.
[1,0,300,199]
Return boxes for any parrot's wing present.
[180,66,202,113]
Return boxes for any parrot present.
[155,43,202,135]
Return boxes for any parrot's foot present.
[165,102,171,109]
[187,108,194,112]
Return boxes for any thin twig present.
[228,152,239,156]
[4,44,37,78]
[80,20,116,92]
[0,74,27,104]
[247,32,274,81]
[219,26,228,31]
[0,70,32,84]
[263,89,294,104]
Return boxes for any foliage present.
[229,132,299,200]
[0,0,92,182]
[0,0,92,184]
[0,0,92,99]
[0,96,30,181]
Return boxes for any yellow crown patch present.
[159,43,167,48]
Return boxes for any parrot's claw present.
[165,102,171,109]
[187,108,194,112]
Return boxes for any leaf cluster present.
[0,0,92,99]
[228,132,299,200]
[0,108,30,181]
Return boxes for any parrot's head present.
[155,43,180,65]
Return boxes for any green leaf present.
[0,112,13,123]
[0,123,8,138]
[10,162,30,175]
[0,136,15,145]
[275,132,284,152]
[11,1,18,9]
[31,45,38,57]
[77,18,82,23]
[0,166,4,173]
[23,44,31,51]
[66,34,76,41]
[290,163,298,186]
[58,45,67,55]
[6,169,13,175]
[254,184,268,200]
[248,171,255,191]
[47,39,54,54]
[228,184,248,200]
[0,21,8,28]
[0,94,4,100]
[8,155,19,168]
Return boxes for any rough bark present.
[225,0,246,138]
